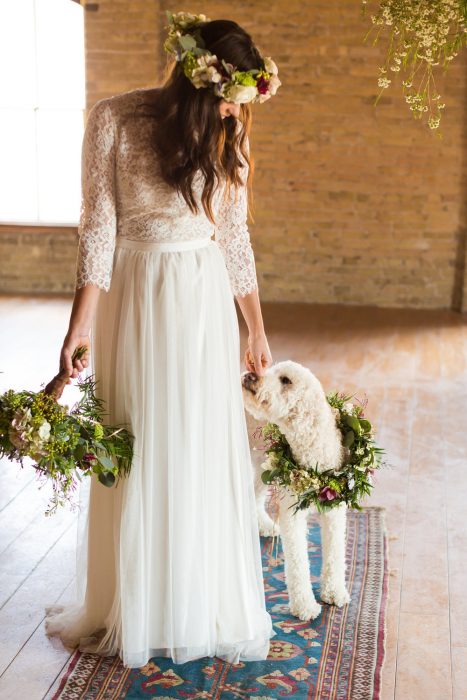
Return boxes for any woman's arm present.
[235,287,272,377]
[214,133,273,376]
[60,285,101,383]
[60,98,117,383]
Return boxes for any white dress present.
[44,87,276,668]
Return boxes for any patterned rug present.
[51,506,388,700]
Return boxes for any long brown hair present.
[134,19,265,224]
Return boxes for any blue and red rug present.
[51,507,388,699]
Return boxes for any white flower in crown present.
[191,54,223,87]
[267,74,282,95]
[219,83,259,104]
[169,11,209,31]
[264,56,279,75]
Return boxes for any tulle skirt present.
[44,235,276,668]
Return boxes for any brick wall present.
[1,0,466,311]
[0,227,76,294]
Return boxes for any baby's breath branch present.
[361,0,467,132]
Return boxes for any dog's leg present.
[319,503,351,607]
[279,489,322,621]
[254,461,280,537]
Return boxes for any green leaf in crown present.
[258,391,386,514]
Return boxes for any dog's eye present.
[280,375,292,385]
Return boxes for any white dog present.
[241,360,351,621]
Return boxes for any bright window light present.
[0,0,85,225]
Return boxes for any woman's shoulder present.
[111,86,158,103]
[97,87,161,126]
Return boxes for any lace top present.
[75,88,258,297]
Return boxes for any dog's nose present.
[242,371,258,387]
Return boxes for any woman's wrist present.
[248,325,266,339]
[67,325,91,338]
[66,286,99,340]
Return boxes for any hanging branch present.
[361,0,467,135]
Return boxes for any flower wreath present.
[255,391,386,516]
[163,11,281,104]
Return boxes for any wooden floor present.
[0,294,466,699]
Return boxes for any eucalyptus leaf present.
[97,454,115,471]
[359,419,372,433]
[345,415,361,432]
[98,471,116,487]
[179,34,197,51]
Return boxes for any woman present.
[44,12,281,669]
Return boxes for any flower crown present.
[163,11,281,105]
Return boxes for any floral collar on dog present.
[256,392,386,514]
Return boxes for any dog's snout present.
[242,372,258,394]
[243,371,258,385]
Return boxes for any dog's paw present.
[289,599,322,621]
[258,515,281,537]
[320,584,351,608]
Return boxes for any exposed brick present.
[1,0,465,310]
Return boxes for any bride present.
[44,12,281,669]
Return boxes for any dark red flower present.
[318,486,338,502]
[256,76,270,94]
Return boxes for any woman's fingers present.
[60,347,73,376]
[254,353,265,376]
[245,349,255,372]
[61,346,83,377]
[244,349,265,376]
[245,338,273,376]
[75,351,90,371]
[69,340,91,374]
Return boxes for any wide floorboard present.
[0,295,465,700]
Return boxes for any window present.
[0,0,85,225]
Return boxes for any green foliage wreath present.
[257,391,385,515]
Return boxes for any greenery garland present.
[0,347,134,516]
[257,391,385,515]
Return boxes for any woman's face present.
[219,99,241,120]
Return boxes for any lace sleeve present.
[214,136,258,298]
[75,98,117,292]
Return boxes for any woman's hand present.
[60,331,91,384]
[244,330,273,377]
